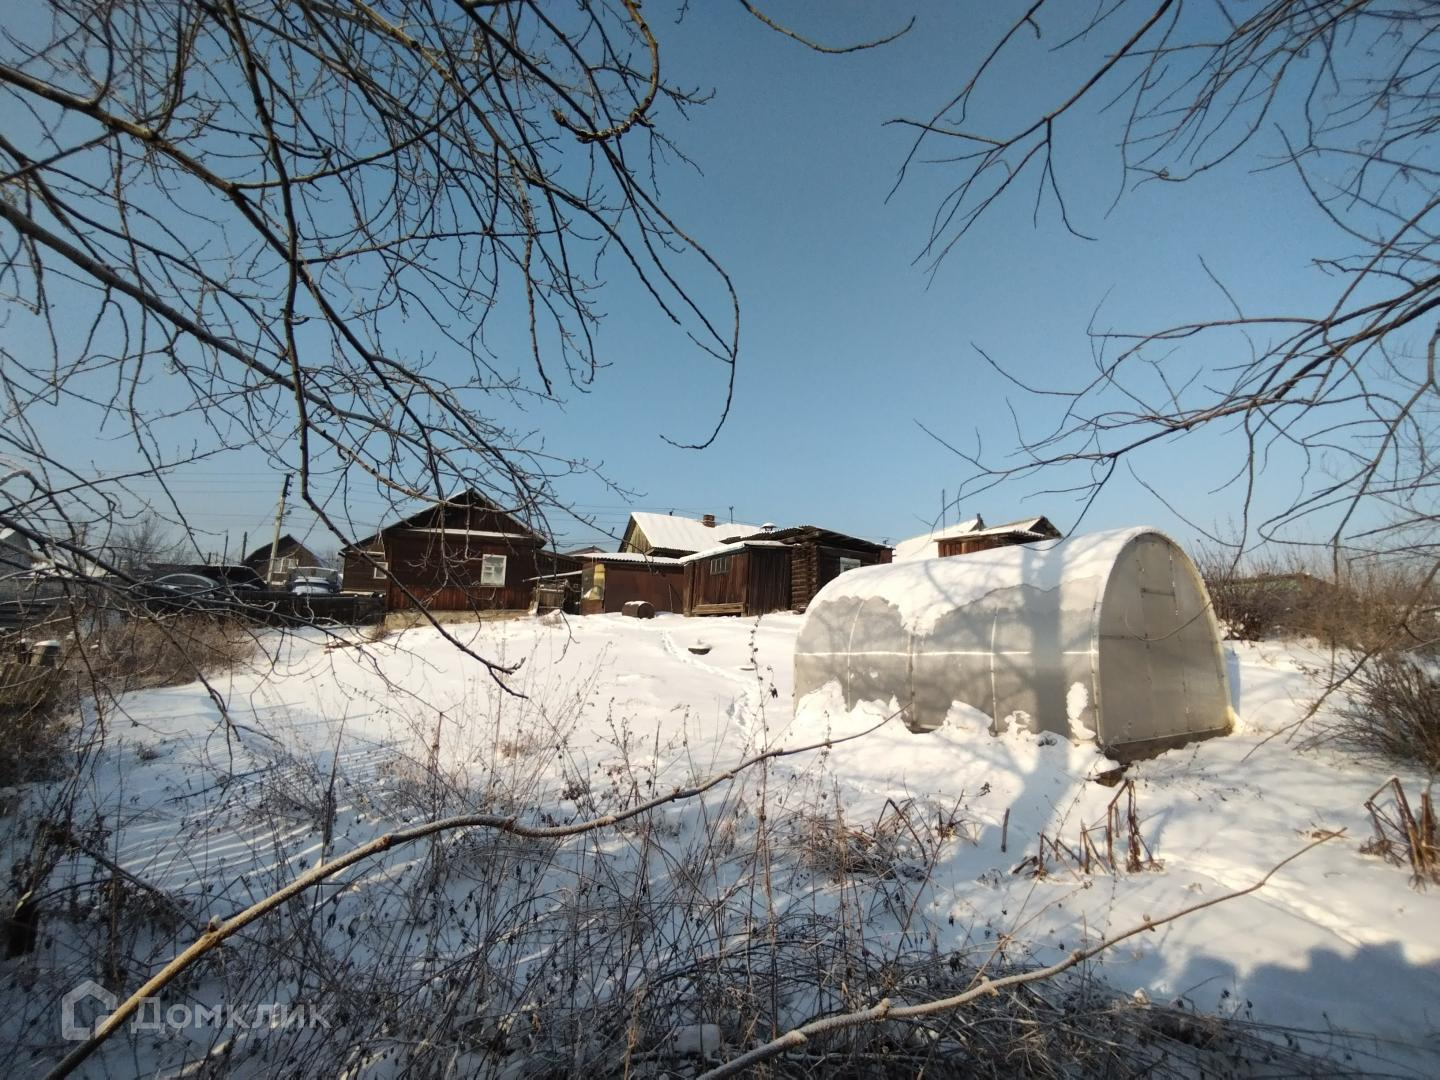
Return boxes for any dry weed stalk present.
[796,797,966,882]
[701,834,1338,1079]
[1361,777,1439,888]
[1015,780,1158,879]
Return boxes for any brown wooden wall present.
[341,545,388,594]
[789,541,891,611]
[938,535,1015,558]
[340,496,551,611]
[580,563,684,615]
[684,547,792,617]
[343,532,543,611]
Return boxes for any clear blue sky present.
[12,2,1396,559]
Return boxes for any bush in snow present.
[1332,654,1440,771]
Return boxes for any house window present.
[838,557,861,574]
[372,560,389,580]
[480,553,507,587]
[708,555,731,575]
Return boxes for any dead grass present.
[1361,777,1439,888]
[1,609,255,785]
[382,607,532,632]
[1327,654,1440,771]
[1199,548,1438,655]
[0,659,71,786]
[82,613,255,691]
[793,796,971,881]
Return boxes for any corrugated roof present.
[678,539,788,564]
[406,527,536,540]
[730,525,889,552]
[893,517,984,562]
[626,512,761,555]
[965,518,1049,539]
[575,551,683,567]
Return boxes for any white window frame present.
[708,555,731,576]
[372,560,389,580]
[837,556,861,574]
[480,553,507,587]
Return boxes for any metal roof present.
[626,512,761,554]
[574,551,683,567]
[962,517,1053,540]
[729,524,889,551]
[679,539,788,564]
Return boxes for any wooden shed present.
[682,540,792,617]
[578,553,684,615]
[759,526,892,612]
[937,516,1062,558]
[893,517,985,562]
[340,490,547,612]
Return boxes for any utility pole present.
[266,474,292,586]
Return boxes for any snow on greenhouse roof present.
[808,526,1156,635]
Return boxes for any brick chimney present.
[702,513,716,527]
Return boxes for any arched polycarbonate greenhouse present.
[793,528,1233,759]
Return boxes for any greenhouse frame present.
[793,528,1234,759]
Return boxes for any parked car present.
[134,572,259,613]
[287,566,341,595]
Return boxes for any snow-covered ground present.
[4,612,1439,1075]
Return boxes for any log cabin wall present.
[789,544,819,612]
[783,541,890,611]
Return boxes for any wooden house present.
[243,534,323,586]
[743,526,891,612]
[937,516,1062,557]
[340,490,549,612]
[682,539,792,617]
[620,511,760,559]
[577,553,685,615]
[893,517,985,562]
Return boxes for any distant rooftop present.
[893,516,985,562]
[626,511,761,555]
